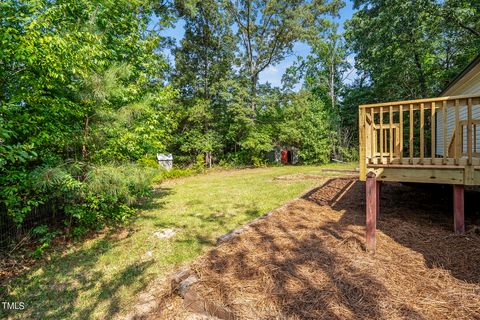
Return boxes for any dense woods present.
[1,0,478,235]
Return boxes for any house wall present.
[436,63,480,156]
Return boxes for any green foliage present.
[5,0,476,243]
[171,0,345,167]
[158,167,196,179]
[27,162,157,229]
[66,164,156,227]
[0,0,175,232]
[137,156,160,169]
[345,0,480,101]
[263,90,337,164]
[342,0,479,157]
[172,0,235,165]
[224,0,343,111]
[30,225,59,259]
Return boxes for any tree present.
[345,0,480,102]
[281,22,353,160]
[0,0,176,224]
[173,0,236,165]
[260,89,336,164]
[303,23,349,110]
[224,0,342,113]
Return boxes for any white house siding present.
[436,103,480,156]
[435,65,480,156]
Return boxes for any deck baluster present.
[409,104,413,163]
[399,105,403,162]
[420,103,425,164]
[455,99,460,165]
[442,101,447,164]
[389,106,393,163]
[431,102,436,162]
[467,98,473,165]
[370,108,375,163]
[379,107,383,164]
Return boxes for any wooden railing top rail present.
[359,93,480,109]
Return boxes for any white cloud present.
[264,66,278,74]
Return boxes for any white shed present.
[157,153,173,171]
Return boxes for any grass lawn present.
[1,163,355,319]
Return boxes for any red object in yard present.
[281,149,288,164]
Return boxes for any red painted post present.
[376,180,382,218]
[453,185,465,234]
[366,172,378,252]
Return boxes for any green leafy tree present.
[261,89,336,164]
[0,0,176,226]
[282,23,354,161]
[173,0,236,165]
[224,0,343,113]
[345,0,480,101]
[343,0,479,158]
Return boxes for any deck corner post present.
[453,184,465,234]
[366,172,378,252]
[376,180,382,218]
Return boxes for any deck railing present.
[359,94,480,178]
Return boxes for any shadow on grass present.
[1,238,153,319]
[152,202,262,241]
[0,187,174,319]
[137,187,174,212]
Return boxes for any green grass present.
[1,163,356,319]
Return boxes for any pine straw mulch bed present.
[142,178,480,320]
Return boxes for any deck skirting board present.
[366,167,478,185]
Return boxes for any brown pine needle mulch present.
[144,178,480,320]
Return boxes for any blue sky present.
[160,0,356,88]
[260,0,355,87]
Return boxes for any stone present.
[178,275,199,297]
[153,228,176,239]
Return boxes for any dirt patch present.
[274,169,358,181]
[274,173,327,181]
[144,178,480,319]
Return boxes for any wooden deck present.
[359,94,480,186]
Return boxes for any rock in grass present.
[170,266,192,292]
[153,228,176,239]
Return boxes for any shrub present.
[159,167,195,179]
[28,162,157,230]
[137,155,159,169]
[67,163,157,227]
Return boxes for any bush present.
[66,164,156,228]
[219,151,251,167]
[137,155,160,169]
[338,146,359,162]
[28,162,157,230]
[159,167,195,179]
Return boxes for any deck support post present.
[453,185,465,234]
[366,172,378,252]
[376,180,382,218]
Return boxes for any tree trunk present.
[204,58,209,99]
[82,115,89,160]
[330,61,335,110]
[413,51,427,97]
[251,73,257,113]
[205,152,212,168]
